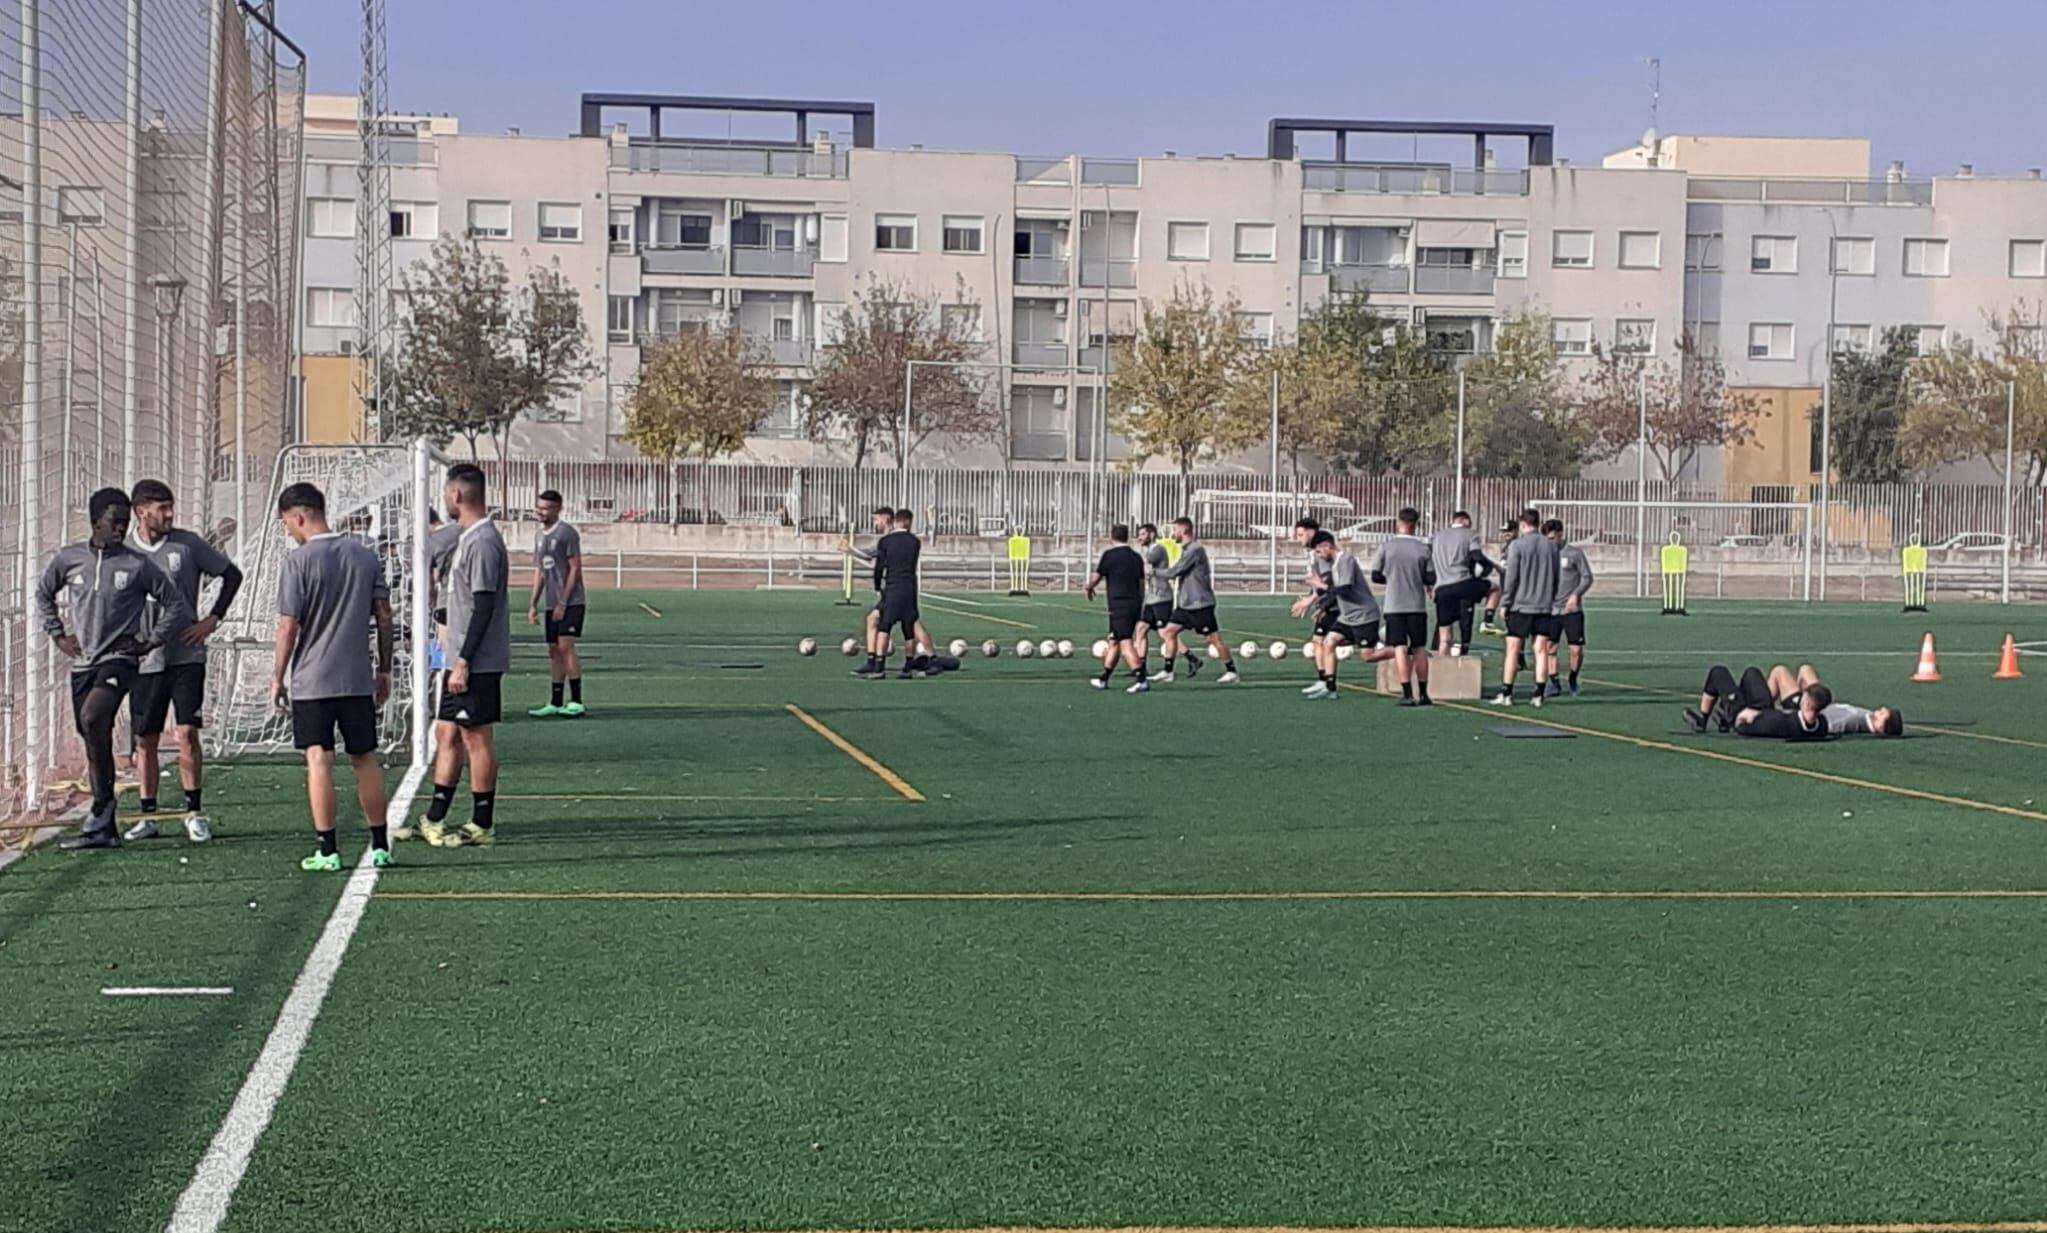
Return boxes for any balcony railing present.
[306,134,437,167]
[1080,158,1139,186]
[1014,340,1069,368]
[641,244,724,275]
[1010,430,1068,461]
[1013,255,1070,285]
[1413,265,1496,294]
[1303,163,1529,196]
[755,338,814,366]
[1015,156,1072,185]
[1079,258,1136,288]
[611,143,849,178]
[732,247,817,277]
[1329,264,1410,294]
[1686,176,1935,205]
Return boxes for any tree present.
[806,276,994,470]
[386,236,596,462]
[1901,308,2047,485]
[1271,294,1454,478]
[1454,311,1590,478]
[1577,330,1757,482]
[622,328,779,464]
[1821,328,1914,483]
[1110,282,1264,490]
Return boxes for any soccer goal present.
[206,441,449,789]
[1535,498,1816,601]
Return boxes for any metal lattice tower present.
[352,0,396,439]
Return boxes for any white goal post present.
[1534,498,1816,601]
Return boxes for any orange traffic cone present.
[1994,634,2025,680]
[1911,633,1942,682]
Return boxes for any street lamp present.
[146,272,187,484]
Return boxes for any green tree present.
[806,276,993,470]
[1110,282,1264,492]
[1281,295,1455,476]
[1457,311,1590,477]
[1902,308,2047,485]
[622,328,779,463]
[1821,328,1914,483]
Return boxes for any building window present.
[1009,386,1070,461]
[1233,222,1276,261]
[466,200,511,240]
[308,197,354,239]
[1689,321,1721,357]
[1497,230,1527,278]
[1552,318,1593,355]
[2010,239,2047,279]
[1831,236,1875,276]
[607,207,635,251]
[818,215,848,263]
[538,202,582,242]
[658,208,713,248]
[1903,238,1949,277]
[940,215,984,255]
[307,287,355,329]
[874,213,917,252]
[1911,324,1947,355]
[1684,233,1722,271]
[390,201,436,240]
[1750,235,1796,273]
[759,381,805,438]
[940,302,982,340]
[1235,311,1273,348]
[1614,318,1657,355]
[1551,229,1593,268]
[1618,231,1661,269]
[56,186,105,225]
[1830,323,1873,355]
[1747,322,1793,360]
[1167,221,1210,261]
[607,296,634,343]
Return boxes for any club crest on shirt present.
[167,550,184,572]
[541,555,556,570]
[112,569,132,590]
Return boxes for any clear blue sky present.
[290,0,2045,174]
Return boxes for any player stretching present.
[124,479,243,842]
[1132,523,1174,680]
[857,508,926,679]
[1372,508,1437,706]
[1542,519,1593,698]
[1155,518,1238,684]
[420,464,512,849]
[1490,508,1562,707]
[1430,511,1494,656]
[1084,524,1149,692]
[36,489,192,849]
[526,489,588,718]
[270,483,394,870]
[1302,531,1389,699]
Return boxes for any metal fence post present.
[1633,369,1647,598]
[19,0,43,806]
[2002,379,2016,605]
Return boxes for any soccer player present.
[1155,517,1239,684]
[844,507,936,678]
[1133,522,1174,679]
[526,488,587,718]
[858,508,925,679]
[270,483,394,870]
[1430,510,1495,656]
[1490,508,1562,707]
[1083,523,1148,692]
[1286,516,1334,623]
[1682,665,1831,740]
[1765,663,1905,737]
[124,479,243,842]
[1543,518,1594,698]
[1371,508,1437,706]
[36,488,193,849]
[419,463,512,849]
[1302,530,1391,699]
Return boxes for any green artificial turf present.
[3,588,2045,1233]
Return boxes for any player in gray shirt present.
[1490,508,1564,707]
[421,463,510,850]
[1543,518,1595,698]
[1429,511,1496,655]
[270,482,393,871]
[526,489,589,718]
[36,487,194,847]
[125,479,244,842]
[1302,531,1395,699]
[1370,509,1438,705]
[1155,518,1240,683]
[1130,523,1177,680]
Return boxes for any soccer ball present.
[1268,640,1289,659]
[1090,639,1108,658]
[1298,641,1315,659]
[1335,643,1355,661]
[1237,640,1258,660]
[948,638,968,656]
[798,637,818,656]
[1016,639,1035,658]
[840,637,859,656]
[1056,639,1074,658]
[981,640,1000,657]
[1037,639,1057,658]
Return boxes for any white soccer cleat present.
[1125,679,1150,694]
[1089,677,1107,690]
[1150,670,1174,684]
[1489,693,1513,707]
[1216,670,1240,684]
[1301,681,1332,698]
[122,817,160,841]
[392,823,418,841]
[183,812,213,843]
[1530,692,1545,709]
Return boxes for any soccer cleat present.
[1545,680,1564,699]
[852,666,884,680]
[1216,670,1240,684]
[1416,695,1434,707]
[60,826,121,850]
[183,812,213,843]
[300,850,342,873]
[1530,692,1545,709]
[370,847,394,869]
[1301,681,1331,698]
[1125,679,1150,694]
[391,823,418,842]
[1311,687,1340,701]
[1089,677,1108,690]
[527,703,563,718]
[1184,658,1203,680]
[1150,670,1174,685]
[123,817,161,841]
[1397,696,1422,708]
[1489,693,1513,707]
[431,822,495,849]
[560,701,586,717]
[416,818,449,847]
[1681,707,1708,734]
[1568,681,1581,698]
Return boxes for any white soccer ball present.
[840,637,859,656]
[1269,640,1289,660]
[1238,640,1259,660]
[1056,639,1074,658]
[798,637,818,656]
[1335,643,1355,661]
[1090,639,1108,659]
[1016,639,1035,658]
[1299,641,1315,659]
[1037,639,1057,658]
[981,639,1000,657]
[948,638,967,657]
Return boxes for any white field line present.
[102,987,234,997]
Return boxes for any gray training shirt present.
[1497,530,1562,615]
[445,519,513,674]
[534,520,585,609]
[278,532,388,700]
[1556,542,1594,609]
[1430,525,1489,585]
[1327,550,1382,625]
[1141,543,1173,605]
[1370,536,1437,615]
[1822,702,1874,734]
[1161,541,1216,608]
[37,541,192,669]
[131,528,235,671]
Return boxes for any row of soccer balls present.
[796,637,1360,661]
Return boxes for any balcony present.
[1014,256,1070,286]
[1302,163,1529,196]
[756,338,814,366]
[732,247,817,278]
[1685,176,1935,206]
[1013,340,1069,368]
[1015,156,1071,185]
[1329,264,1410,295]
[641,245,724,275]
[1079,158,1139,186]
[1079,258,1136,289]
[1413,265,1496,295]
[611,143,848,178]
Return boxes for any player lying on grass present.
[1682,664,1831,740]
[1767,663,1905,737]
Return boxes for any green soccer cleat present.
[300,850,342,873]
[417,818,449,848]
[370,847,394,869]
[429,821,495,849]
[527,703,563,718]
[560,701,586,717]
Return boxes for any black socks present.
[569,677,582,703]
[426,782,456,823]
[317,828,339,856]
[472,790,496,830]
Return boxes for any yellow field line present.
[923,600,1037,629]
[375,888,2047,903]
[499,793,893,803]
[637,601,663,618]
[784,703,926,802]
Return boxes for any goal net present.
[1534,498,1815,601]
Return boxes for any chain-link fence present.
[1,0,303,830]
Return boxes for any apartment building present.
[296,97,2047,484]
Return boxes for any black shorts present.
[1139,601,1173,630]
[1167,605,1218,636]
[1107,603,1141,641]
[544,603,586,644]
[70,662,135,733]
[1435,577,1489,627]
[1315,609,1380,647]
[292,695,378,754]
[131,663,207,736]
[877,590,919,638]
[1505,610,1558,641]
[436,670,504,728]
[1557,610,1586,646]
[1384,612,1430,649]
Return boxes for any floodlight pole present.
[1453,369,1466,515]
[1268,367,1279,593]
[2001,379,2016,605]
[1634,368,1648,598]
[1818,208,1840,602]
